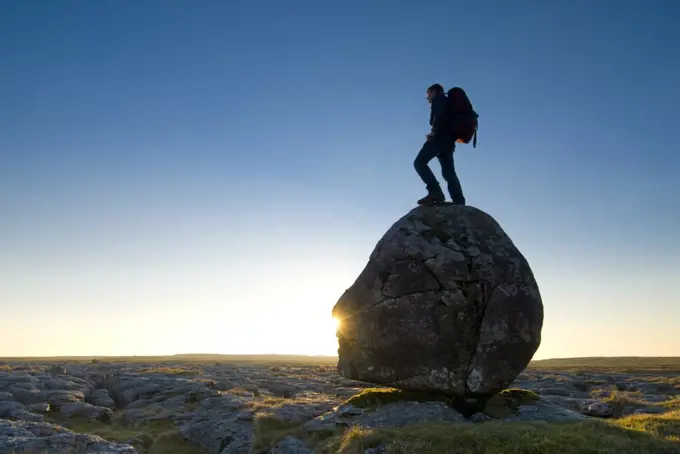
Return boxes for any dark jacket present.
[429,93,451,138]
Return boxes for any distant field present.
[1,355,679,373]
[0,354,339,366]
[528,357,680,373]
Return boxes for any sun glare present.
[218,311,340,357]
[209,271,353,357]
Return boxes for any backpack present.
[446,87,478,148]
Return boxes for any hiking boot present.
[417,192,446,206]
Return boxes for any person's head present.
[426,83,444,103]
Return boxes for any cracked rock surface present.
[0,419,136,453]
[332,204,544,397]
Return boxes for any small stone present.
[88,388,116,409]
[60,402,113,423]
[470,412,492,422]
[269,435,313,454]
[237,410,255,420]
[583,401,614,418]
[364,447,389,454]
[27,403,50,413]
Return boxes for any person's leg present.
[414,141,446,203]
[437,145,466,205]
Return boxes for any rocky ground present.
[0,360,678,453]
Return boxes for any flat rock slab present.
[0,419,136,454]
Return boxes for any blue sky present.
[1,0,679,358]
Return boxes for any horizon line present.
[2,354,679,361]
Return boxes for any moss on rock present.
[481,388,541,418]
[344,387,454,410]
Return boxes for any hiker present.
[413,83,468,206]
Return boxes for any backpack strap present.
[472,112,479,148]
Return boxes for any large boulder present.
[332,204,543,397]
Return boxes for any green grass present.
[249,408,680,454]
[661,396,680,410]
[251,413,347,454]
[528,357,680,374]
[51,415,202,454]
[251,388,678,453]
[627,375,680,385]
[249,388,545,452]
[588,390,680,418]
[315,415,680,454]
[617,410,680,441]
[250,387,440,452]
[252,414,306,453]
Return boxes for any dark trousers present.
[414,138,465,204]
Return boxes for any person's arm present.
[429,95,447,137]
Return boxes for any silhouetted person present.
[414,83,466,206]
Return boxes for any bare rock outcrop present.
[0,419,135,453]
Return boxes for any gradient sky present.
[1,1,679,359]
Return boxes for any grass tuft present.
[616,410,680,441]
[661,396,680,410]
[225,386,261,397]
[251,414,304,453]
[137,367,201,376]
